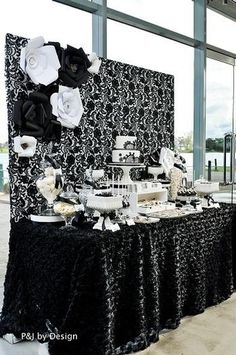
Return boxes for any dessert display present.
[138,200,175,215]
[109,135,145,184]
[87,193,123,212]
[147,208,198,219]
[112,136,141,164]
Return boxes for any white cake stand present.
[108,164,145,184]
[148,166,164,181]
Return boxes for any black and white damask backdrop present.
[5,33,174,221]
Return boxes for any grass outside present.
[0,148,8,153]
[205,166,230,173]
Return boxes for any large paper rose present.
[20,36,60,86]
[46,42,102,86]
[13,91,61,142]
[59,45,92,87]
[13,135,37,157]
[50,86,84,129]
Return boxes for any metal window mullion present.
[53,0,199,49]
[193,0,207,180]
[52,0,99,13]
[92,0,107,58]
[231,64,236,201]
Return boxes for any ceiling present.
[207,0,236,21]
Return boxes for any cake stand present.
[194,181,219,207]
[108,164,145,184]
[87,195,123,231]
[148,166,164,181]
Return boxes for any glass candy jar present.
[54,188,79,229]
[78,184,94,220]
[36,156,63,215]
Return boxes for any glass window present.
[107,20,194,177]
[107,0,194,37]
[207,9,236,53]
[0,0,92,144]
[205,57,234,181]
[206,58,233,140]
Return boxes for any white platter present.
[30,214,64,223]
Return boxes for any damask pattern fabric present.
[5,33,174,221]
[0,205,235,355]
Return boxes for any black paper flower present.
[13,91,61,142]
[47,42,102,88]
[60,45,92,87]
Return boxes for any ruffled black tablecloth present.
[0,204,236,355]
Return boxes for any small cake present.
[112,136,141,164]
[87,194,123,212]
[177,187,196,200]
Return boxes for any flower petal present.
[50,93,59,117]
[20,47,26,72]
[41,46,60,70]
[27,36,45,51]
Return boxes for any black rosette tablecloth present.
[0,204,236,355]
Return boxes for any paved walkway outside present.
[0,194,10,286]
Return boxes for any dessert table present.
[0,204,236,355]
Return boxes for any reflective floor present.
[213,191,236,203]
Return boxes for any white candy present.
[169,167,183,200]
[45,167,54,177]
[54,202,75,217]
[37,171,62,204]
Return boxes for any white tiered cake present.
[112,136,141,164]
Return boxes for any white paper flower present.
[20,36,60,86]
[87,52,101,74]
[50,85,84,129]
[14,135,37,157]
